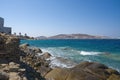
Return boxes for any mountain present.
[36,34,110,39]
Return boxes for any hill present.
[36,34,110,39]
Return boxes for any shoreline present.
[0,33,120,80]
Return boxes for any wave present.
[40,47,120,72]
[79,51,103,56]
[48,57,77,68]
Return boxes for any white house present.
[0,17,11,34]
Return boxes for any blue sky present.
[0,0,120,37]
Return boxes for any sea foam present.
[49,57,77,68]
[80,51,102,55]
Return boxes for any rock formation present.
[45,61,120,80]
[0,33,20,61]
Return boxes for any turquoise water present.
[21,39,120,71]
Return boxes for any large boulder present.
[45,68,70,80]
[45,61,120,80]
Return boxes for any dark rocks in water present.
[45,61,120,80]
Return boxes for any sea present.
[21,39,120,72]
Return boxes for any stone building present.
[0,17,11,34]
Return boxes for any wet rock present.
[32,47,42,53]
[41,52,51,59]
[106,68,120,75]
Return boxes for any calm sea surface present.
[21,39,120,71]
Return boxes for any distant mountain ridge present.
[36,34,110,39]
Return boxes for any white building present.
[0,17,11,34]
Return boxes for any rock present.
[19,43,29,49]
[37,65,51,77]
[9,62,20,67]
[9,62,16,65]
[0,33,20,61]
[45,68,70,80]
[23,77,27,80]
[18,69,26,72]
[31,47,42,53]
[20,44,42,56]
[1,64,8,67]
[5,36,20,54]
[9,72,21,80]
[106,68,120,75]
[73,61,108,69]
[45,61,120,80]
[0,72,9,80]
[42,52,51,59]
[107,74,120,80]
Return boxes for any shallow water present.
[21,39,120,71]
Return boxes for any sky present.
[0,0,120,37]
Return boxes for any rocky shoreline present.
[0,33,120,80]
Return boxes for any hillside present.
[36,34,109,39]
